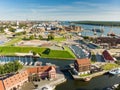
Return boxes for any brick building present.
[74,58,91,75]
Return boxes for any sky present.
[0,0,120,21]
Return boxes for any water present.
[60,21,120,37]
[76,24,120,36]
[1,56,120,90]
[0,56,74,67]
[81,25,120,37]
[56,75,120,90]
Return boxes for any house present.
[0,66,57,90]
[0,70,28,90]
[74,58,91,75]
[102,50,115,63]
[27,66,56,80]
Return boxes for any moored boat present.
[109,68,120,75]
[83,77,91,81]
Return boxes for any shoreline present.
[70,70,108,81]
[0,55,75,61]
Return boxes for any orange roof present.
[27,66,52,74]
[76,58,91,65]
[0,80,4,90]
[3,70,28,89]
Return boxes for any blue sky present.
[0,0,120,21]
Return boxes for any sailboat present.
[107,26,116,37]
[24,56,28,65]
[29,56,33,66]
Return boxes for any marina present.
[0,57,120,90]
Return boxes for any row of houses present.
[0,66,56,90]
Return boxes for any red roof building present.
[0,66,56,90]
[27,66,56,80]
[102,50,115,62]
[74,58,91,75]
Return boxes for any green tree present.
[9,27,16,32]
[13,60,23,72]
[29,35,35,40]
[47,34,54,40]
[0,65,4,74]
[0,27,4,33]
[32,51,37,56]
[38,35,43,40]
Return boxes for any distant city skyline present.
[0,0,120,21]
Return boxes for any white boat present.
[109,68,120,75]
[29,62,33,65]
[35,85,55,90]
[24,62,28,66]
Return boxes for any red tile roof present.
[3,71,28,90]
[76,58,91,65]
[0,80,4,90]
[27,66,52,74]
[102,50,114,61]
[0,66,56,90]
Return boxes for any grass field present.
[102,63,119,70]
[0,46,75,59]
[52,37,66,42]
[64,46,76,58]
[3,37,22,46]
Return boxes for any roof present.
[27,66,55,74]
[102,50,114,61]
[76,58,91,65]
[0,65,56,90]
[0,80,4,90]
[3,71,28,89]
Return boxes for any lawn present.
[64,46,76,58]
[102,63,119,70]
[52,37,66,42]
[0,46,75,59]
[3,36,22,46]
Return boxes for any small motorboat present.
[40,85,56,90]
[83,77,91,81]
[109,68,120,75]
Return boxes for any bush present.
[39,35,43,40]
[47,34,54,40]
[29,35,35,40]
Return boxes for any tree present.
[38,35,43,40]
[0,27,4,33]
[32,51,37,56]
[47,34,54,41]
[13,60,23,72]
[0,61,23,75]
[9,27,16,32]
[29,35,35,40]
